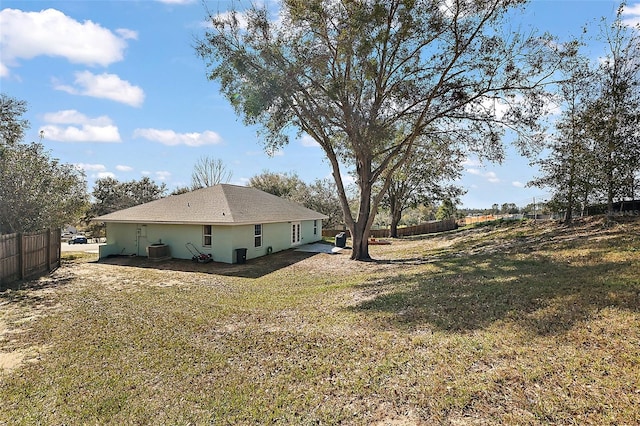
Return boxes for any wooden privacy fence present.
[0,229,61,289]
[323,219,457,239]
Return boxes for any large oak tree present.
[197,0,560,260]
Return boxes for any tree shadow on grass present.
[97,249,319,279]
[0,273,75,308]
[350,252,640,335]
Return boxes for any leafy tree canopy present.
[0,94,87,234]
[198,0,562,259]
[380,134,465,237]
[88,176,167,219]
[1,94,29,147]
[249,171,344,228]
[248,171,305,200]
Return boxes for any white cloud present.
[0,62,8,78]
[40,109,121,143]
[622,3,640,27]
[512,181,525,188]
[115,29,138,40]
[341,174,356,186]
[462,157,482,167]
[155,171,172,181]
[479,96,510,120]
[40,124,121,143]
[235,177,251,186]
[0,8,134,68]
[75,163,107,172]
[116,165,133,172]
[133,128,222,147]
[54,71,144,107]
[466,168,500,184]
[74,164,117,180]
[300,134,320,148]
[43,110,112,126]
[485,171,499,183]
[474,94,561,121]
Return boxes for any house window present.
[313,220,318,235]
[203,225,212,247]
[254,224,262,248]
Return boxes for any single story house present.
[93,184,328,264]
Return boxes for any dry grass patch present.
[1,217,639,424]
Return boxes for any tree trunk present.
[349,180,373,261]
[349,219,371,261]
[324,138,394,261]
[389,221,398,239]
[389,207,401,238]
[607,167,615,216]
[565,129,577,225]
[565,179,574,224]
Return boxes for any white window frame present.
[254,224,262,248]
[203,225,212,247]
[313,220,318,236]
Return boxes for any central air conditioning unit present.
[147,243,171,262]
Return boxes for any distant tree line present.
[84,176,167,236]
[528,7,640,223]
[248,171,344,229]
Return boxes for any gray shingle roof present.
[93,184,328,225]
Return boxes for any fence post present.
[46,228,51,270]
[18,233,24,281]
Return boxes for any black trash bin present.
[335,232,346,248]
[235,248,247,264]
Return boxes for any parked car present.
[68,235,88,244]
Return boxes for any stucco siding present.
[211,226,234,264]
[101,219,324,264]
[263,222,292,254]
[105,223,137,255]
[144,224,207,260]
[301,219,323,245]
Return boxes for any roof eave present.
[93,216,328,226]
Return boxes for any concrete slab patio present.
[294,242,345,254]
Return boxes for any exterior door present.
[291,222,301,246]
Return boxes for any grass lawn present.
[1,217,639,424]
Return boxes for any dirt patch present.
[0,270,69,372]
[0,350,25,372]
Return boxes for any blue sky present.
[1,0,638,208]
